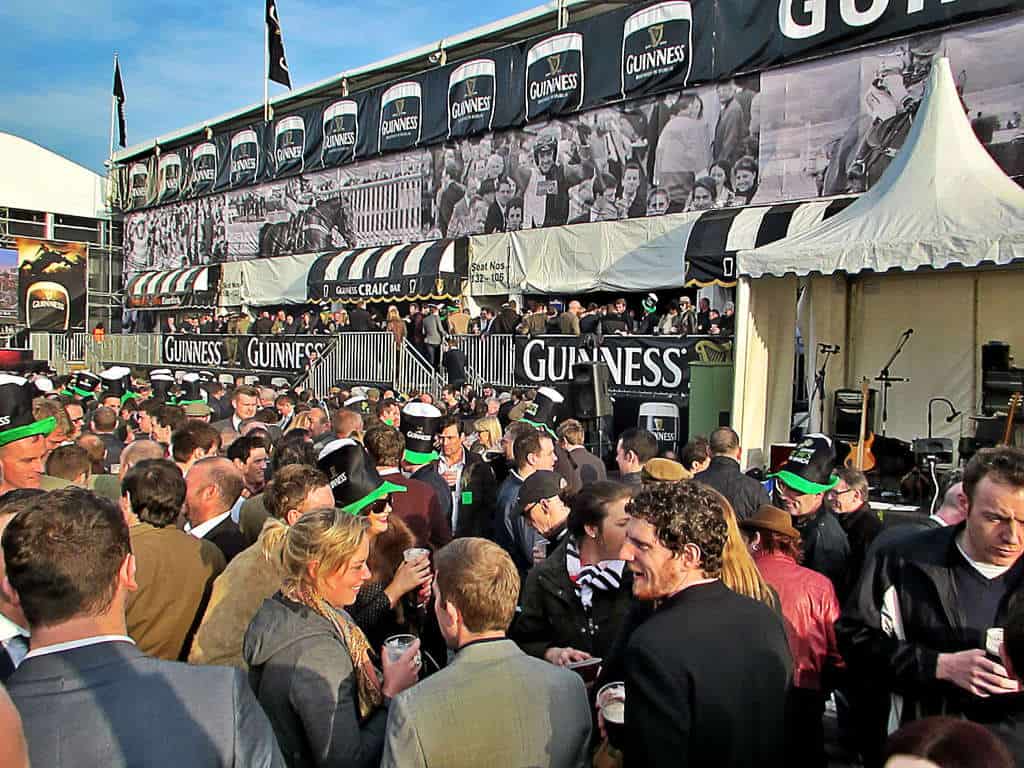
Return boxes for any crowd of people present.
[0,363,1022,768]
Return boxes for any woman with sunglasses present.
[244,508,421,768]
[317,439,432,650]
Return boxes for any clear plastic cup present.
[384,633,420,667]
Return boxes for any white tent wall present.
[220,254,312,308]
[800,275,850,434]
[732,276,797,469]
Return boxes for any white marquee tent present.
[729,58,1024,463]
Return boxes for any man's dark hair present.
[3,488,130,627]
[269,432,318,473]
[513,428,548,470]
[91,406,118,432]
[963,447,1024,505]
[882,716,1014,768]
[154,404,186,433]
[567,481,634,539]
[122,459,186,528]
[556,418,585,446]
[619,428,659,464]
[680,436,711,472]
[170,420,221,463]
[264,464,329,520]
[363,425,405,468]
[0,488,45,511]
[254,408,281,424]
[626,481,728,578]
[45,445,91,482]
[439,415,463,435]
[227,434,270,464]
[374,398,399,418]
[709,427,740,456]
[275,393,297,408]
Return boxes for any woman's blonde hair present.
[711,489,777,609]
[386,307,400,323]
[473,416,502,448]
[262,509,369,596]
[286,411,314,433]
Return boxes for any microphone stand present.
[810,346,838,434]
[876,331,913,437]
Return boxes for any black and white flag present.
[113,59,127,148]
[266,0,291,88]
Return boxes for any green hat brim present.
[770,470,838,496]
[341,480,407,516]
[0,416,56,448]
[402,448,439,465]
[518,416,556,438]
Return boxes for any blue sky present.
[0,0,538,174]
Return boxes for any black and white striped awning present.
[684,196,857,287]
[126,265,221,309]
[306,238,468,303]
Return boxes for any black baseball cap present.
[516,471,563,516]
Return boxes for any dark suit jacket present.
[484,201,506,234]
[411,464,453,533]
[348,307,374,332]
[564,445,607,487]
[623,581,791,768]
[453,451,498,540]
[204,515,249,563]
[7,640,283,767]
[97,433,125,471]
[697,455,770,520]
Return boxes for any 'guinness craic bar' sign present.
[162,334,328,373]
[514,334,701,398]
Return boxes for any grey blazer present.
[7,640,283,768]
[381,638,592,768]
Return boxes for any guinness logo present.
[654,418,664,430]
[394,99,405,115]
[547,54,562,76]
[465,78,477,97]
[648,24,665,48]
[435,278,445,294]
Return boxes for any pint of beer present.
[25,280,70,330]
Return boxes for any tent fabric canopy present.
[125,265,220,310]
[306,238,467,303]
[738,58,1024,279]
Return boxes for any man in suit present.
[0,495,33,682]
[381,538,591,768]
[697,427,770,521]
[556,419,607,487]
[615,428,659,486]
[210,385,260,436]
[616,481,792,767]
[364,425,451,551]
[184,457,248,563]
[347,300,374,332]
[90,407,125,473]
[437,416,497,540]
[517,300,548,337]
[484,175,515,233]
[122,460,225,660]
[3,487,283,767]
[422,305,445,369]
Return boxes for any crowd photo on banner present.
[7,1,1024,768]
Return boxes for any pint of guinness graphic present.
[274,115,306,177]
[25,281,69,331]
[322,100,358,166]
[230,129,260,187]
[191,142,218,195]
[129,162,150,207]
[525,33,584,122]
[379,81,422,154]
[621,1,693,98]
[448,59,496,139]
[158,152,183,202]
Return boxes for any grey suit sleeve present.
[380,692,428,768]
[233,669,286,768]
[288,637,387,768]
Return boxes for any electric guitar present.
[1002,393,1023,446]
[844,377,877,472]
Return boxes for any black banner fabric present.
[161,333,328,373]
[514,335,698,397]
[16,239,88,331]
[117,1,1023,214]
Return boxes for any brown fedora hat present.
[740,505,800,539]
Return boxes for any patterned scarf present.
[284,586,384,720]
[565,538,626,609]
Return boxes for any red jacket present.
[755,551,843,690]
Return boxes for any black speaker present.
[570,360,613,419]
[832,388,877,441]
[982,341,1011,372]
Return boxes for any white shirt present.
[23,635,135,661]
[184,509,232,539]
[438,452,466,531]
[0,613,29,668]
[230,495,245,524]
[956,532,1012,580]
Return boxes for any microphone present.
[946,409,962,423]
[903,328,914,337]
[818,344,840,353]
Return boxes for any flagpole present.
[268,13,272,123]
[109,52,118,165]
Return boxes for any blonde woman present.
[473,415,502,452]
[709,487,778,610]
[285,410,315,434]
[386,307,406,348]
[244,510,420,768]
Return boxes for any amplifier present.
[912,438,954,466]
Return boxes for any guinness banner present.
[621,2,693,99]
[229,127,263,188]
[515,335,699,397]
[161,333,328,373]
[16,239,88,331]
[273,114,307,177]
[524,33,584,122]
[322,100,359,166]
[158,150,184,203]
[190,141,219,196]
[448,59,497,139]
[379,81,423,153]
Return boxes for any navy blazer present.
[7,640,283,767]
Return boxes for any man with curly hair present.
[618,481,792,767]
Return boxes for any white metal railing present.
[307,331,398,397]
[453,334,514,388]
[86,333,163,368]
[397,341,445,397]
[29,332,90,374]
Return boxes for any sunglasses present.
[364,498,390,516]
